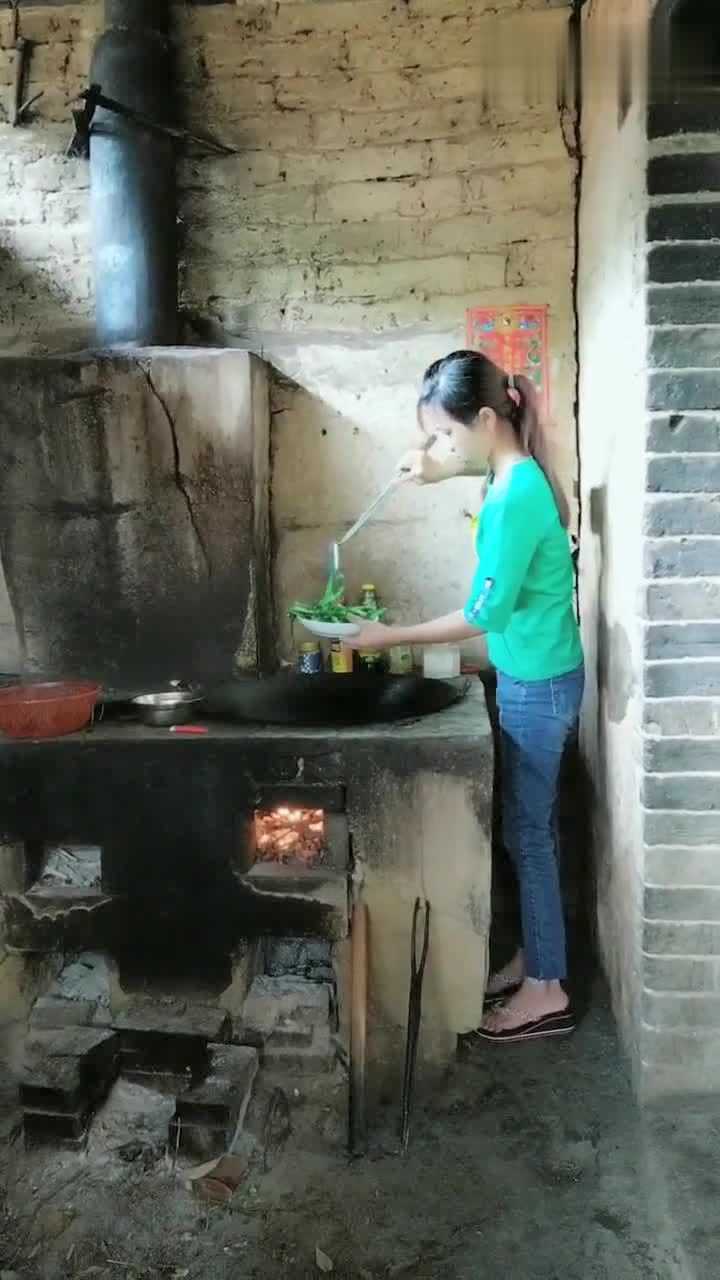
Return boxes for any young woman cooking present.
[346,350,584,1044]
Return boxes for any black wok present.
[202,672,469,727]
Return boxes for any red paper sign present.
[466,305,550,418]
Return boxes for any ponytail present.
[509,373,570,529]
[419,350,570,529]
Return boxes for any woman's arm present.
[346,610,482,652]
[398,449,487,484]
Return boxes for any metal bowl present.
[131,690,203,727]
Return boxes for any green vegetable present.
[289,570,385,624]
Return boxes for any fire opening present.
[253,808,326,869]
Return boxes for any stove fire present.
[254,808,326,868]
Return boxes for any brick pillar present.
[642,115,720,1092]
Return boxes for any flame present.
[254,808,326,867]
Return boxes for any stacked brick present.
[642,101,720,1085]
[175,0,574,339]
[0,4,98,349]
[20,1026,117,1148]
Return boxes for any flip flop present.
[483,981,522,1010]
[472,1007,575,1044]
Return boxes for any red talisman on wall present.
[465,305,550,419]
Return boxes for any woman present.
[347,350,584,1044]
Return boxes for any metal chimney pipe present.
[90,0,177,346]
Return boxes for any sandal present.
[483,981,521,1011]
[472,1007,575,1044]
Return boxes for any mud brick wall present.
[0,4,97,355]
[0,0,577,665]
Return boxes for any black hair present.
[418,349,570,528]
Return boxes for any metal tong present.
[400,896,431,1153]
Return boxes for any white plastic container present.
[422,645,461,679]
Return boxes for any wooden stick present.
[76,86,238,155]
[349,897,368,1155]
[11,37,28,127]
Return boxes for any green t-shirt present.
[464,457,583,682]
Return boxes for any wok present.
[202,672,469,727]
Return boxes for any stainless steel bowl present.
[132,690,203,727]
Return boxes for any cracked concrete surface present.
[134,359,213,580]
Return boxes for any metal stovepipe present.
[90,0,177,346]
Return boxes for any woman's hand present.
[345,621,395,651]
[396,449,459,485]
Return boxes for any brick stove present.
[0,0,497,1159]
[0,349,494,1157]
[0,684,493,1153]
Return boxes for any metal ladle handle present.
[330,434,436,576]
[338,473,402,548]
[339,435,436,548]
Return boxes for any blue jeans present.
[496,664,585,981]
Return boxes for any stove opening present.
[26,843,104,902]
[253,808,326,870]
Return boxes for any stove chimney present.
[90,0,177,346]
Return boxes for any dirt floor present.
[1,981,718,1280]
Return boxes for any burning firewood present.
[254,808,326,866]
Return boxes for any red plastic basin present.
[0,681,101,739]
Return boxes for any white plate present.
[297,618,361,639]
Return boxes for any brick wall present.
[0,0,577,663]
[580,0,720,1098]
[642,107,720,1090]
[0,4,97,355]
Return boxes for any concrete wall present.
[0,350,272,691]
[355,767,492,1071]
[577,0,649,1081]
[0,0,578,664]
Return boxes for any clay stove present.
[0,335,494,1162]
[0,681,494,1152]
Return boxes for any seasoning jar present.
[297,641,322,675]
[330,639,354,674]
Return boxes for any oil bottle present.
[357,584,386,675]
[330,639,354,674]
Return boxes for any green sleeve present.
[464,487,552,633]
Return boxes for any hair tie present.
[506,372,521,410]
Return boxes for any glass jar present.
[358,584,386,674]
[330,640,354,674]
[389,644,413,676]
[297,642,322,675]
